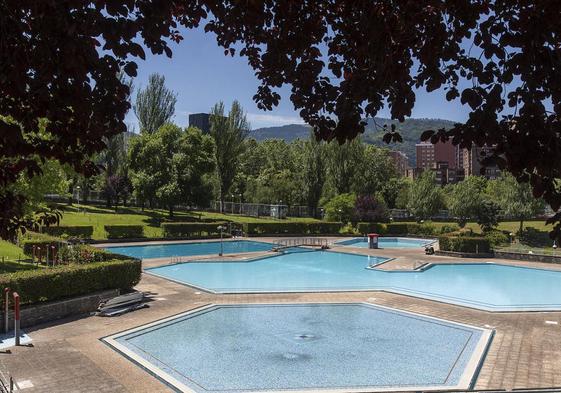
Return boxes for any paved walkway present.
[3,237,561,392]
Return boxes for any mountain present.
[249,124,311,141]
[250,117,457,164]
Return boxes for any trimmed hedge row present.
[20,232,64,257]
[42,225,94,238]
[356,222,459,236]
[242,222,342,235]
[104,225,144,239]
[162,222,230,238]
[0,259,141,305]
[438,235,491,253]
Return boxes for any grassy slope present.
[58,204,321,239]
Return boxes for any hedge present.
[438,235,491,253]
[58,244,131,264]
[104,225,144,239]
[242,222,342,235]
[356,222,388,235]
[162,222,230,238]
[20,232,65,258]
[42,225,94,239]
[0,259,141,305]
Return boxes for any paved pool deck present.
[3,237,561,392]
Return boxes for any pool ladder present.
[170,256,183,264]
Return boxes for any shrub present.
[0,259,141,305]
[356,222,387,235]
[104,225,144,239]
[439,224,460,234]
[340,223,359,235]
[57,244,131,264]
[354,195,388,222]
[438,235,491,253]
[484,230,510,248]
[42,225,94,239]
[242,222,342,235]
[323,193,356,223]
[518,227,556,247]
[162,222,230,238]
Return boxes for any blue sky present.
[125,26,471,131]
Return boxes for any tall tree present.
[128,124,215,216]
[327,139,364,194]
[352,146,397,196]
[447,176,488,227]
[134,74,177,134]
[209,101,250,212]
[487,173,545,234]
[407,171,444,221]
[302,135,326,216]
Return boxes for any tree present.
[302,135,326,216]
[128,124,215,217]
[4,2,561,238]
[209,101,250,212]
[352,146,397,196]
[487,173,545,234]
[355,195,387,222]
[323,194,356,224]
[134,74,177,134]
[476,200,501,233]
[406,171,444,221]
[327,139,364,194]
[447,176,487,227]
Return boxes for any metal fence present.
[210,201,319,218]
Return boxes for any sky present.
[125,26,471,131]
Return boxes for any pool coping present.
[143,257,561,313]
[101,302,494,393]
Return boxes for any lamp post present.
[338,208,342,223]
[238,193,242,214]
[75,185,81,206]
[217,225,225,256]
[553,240,558,255]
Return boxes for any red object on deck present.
[367,233,379,238]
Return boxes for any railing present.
[273,238,330,250]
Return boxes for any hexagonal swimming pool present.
[104,303,492,392]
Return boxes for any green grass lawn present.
[57,204,321,239]
[0,240,39,274]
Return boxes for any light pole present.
[338,208,342,223]
[75,185,81,208]
[218,225,225,256]
[231,194,235,214]
[238,193,242,214]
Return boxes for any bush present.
[20,232,65,260]
[439,224,460,234]
[162,222,229,238]
[356,222,387,235]
[484,230,510,248]
[104,225,144,239]
[517,227,556,247]
[58,244,131,264]
[354,195,388,222]
[242,222,342,235]
[0,259,141,305]
[323,193,356,223]
[42,225,94,239]
[438,235,491,253]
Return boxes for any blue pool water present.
[109,304,489,392]
[337,237,434,248]
[105,240,272,259]
[147,251,561,311]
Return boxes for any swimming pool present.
[146,250,561,311]
[105,240,272,259]
[337,237,435,248]
[104,303,492,392]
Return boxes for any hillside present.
[250,117,458,164]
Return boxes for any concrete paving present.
[2,237,561,392]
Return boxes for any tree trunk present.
[519,219,524,235]
[169,205,174,218]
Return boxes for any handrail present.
[273,237,330,250]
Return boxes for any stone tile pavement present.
[3,238,561,392]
